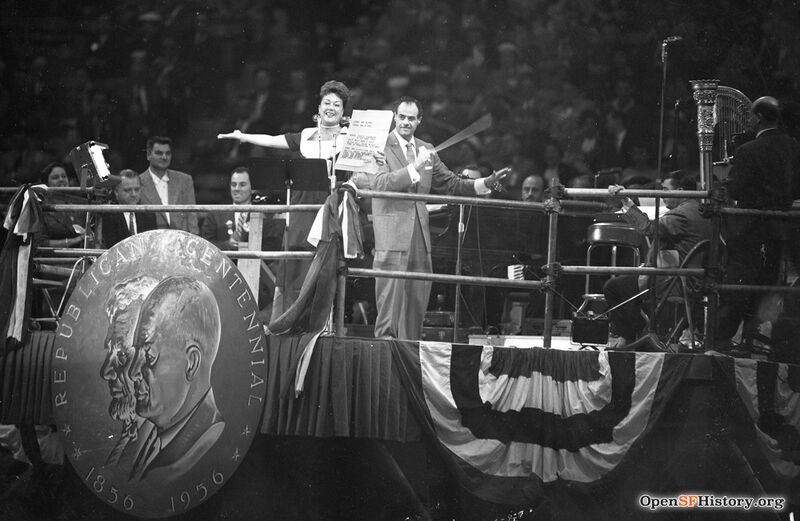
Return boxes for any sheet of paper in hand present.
[334,109,393,174]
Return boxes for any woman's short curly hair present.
[319,80,350,107]
[40,161,67,185]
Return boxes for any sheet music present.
[334,109,393,174]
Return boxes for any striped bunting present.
[732,359,800,481]
[419,342,669,492]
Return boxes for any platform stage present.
[1,332,798,520]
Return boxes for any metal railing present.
[9,183,800,349]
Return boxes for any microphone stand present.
[452,203,466,342]
[649,38,672,337]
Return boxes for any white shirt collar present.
[149,167,169,183]
[756,126,777,139]
[394,130,414,149]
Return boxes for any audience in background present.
[5,0,797,190]
[1,0,799,334]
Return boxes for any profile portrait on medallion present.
[127,276,225,482]
[53,229,268,518]
[101,276,159,469]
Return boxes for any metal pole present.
[543,183,560,348]
[348,268,544,289]
[649,197,660,333]
[649,40,673,335]
[564,188,708,200]
[335,258,346,337]
[43,203,322,213]
[453,204,465,342]
[691,79,720,348]
[559,266,705,276]
[656,39,669,180]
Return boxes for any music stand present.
[248,158,328,231]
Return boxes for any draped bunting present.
[398,342,692,505]
[260,335,420,441]
[0,184,45,355]
[0,330,55,424]
[3,329,800,517]
[268,190,364,395]
[723,357,800,503]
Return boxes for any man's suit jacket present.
[727,128,800,210]
[138,169,199,234]
[131,389,224,482]
[101,210,157,248]
[371,133,477,255]
[200,209,283,252]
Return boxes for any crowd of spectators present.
[2,0,799,199]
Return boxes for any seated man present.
[603,170,711,347]
[201,166,283,319]
[99,169,157,248]
[201,166,283,251]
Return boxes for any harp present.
[713,85,752,163]
[690,80,752,188]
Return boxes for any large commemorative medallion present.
[52,230,268,518]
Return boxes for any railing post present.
[701,186,726,350]
[335,258,347,337]
[452,203,466,343]
[543,182,562,348]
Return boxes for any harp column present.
[691,79,721,350]
[691,79,719,190]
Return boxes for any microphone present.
[663,35,683,43]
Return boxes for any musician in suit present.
[99,169,157,248]
[200,166,280,251]
[716,96,800,349]
[201,166,282,319]
[361,96,507,340]
[603,171,712,348]
[138,136,199,235]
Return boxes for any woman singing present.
[218,79,352,320]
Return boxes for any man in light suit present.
[368,96,507,340]
[100,169,157,248]
[138,136,199,234]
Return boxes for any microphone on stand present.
[661,36,682,63]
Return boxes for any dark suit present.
[717,128,800,341]
[138,169,199,234]
[100,210,157,248]
[200,208,283,252]
[604,200,712,342]
[370,132,480,340]
[201,207,283,316]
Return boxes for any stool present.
[578,222,643,313]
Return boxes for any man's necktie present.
[235,212,248,241]
[405,142,415,165]
[128,213,136,235]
